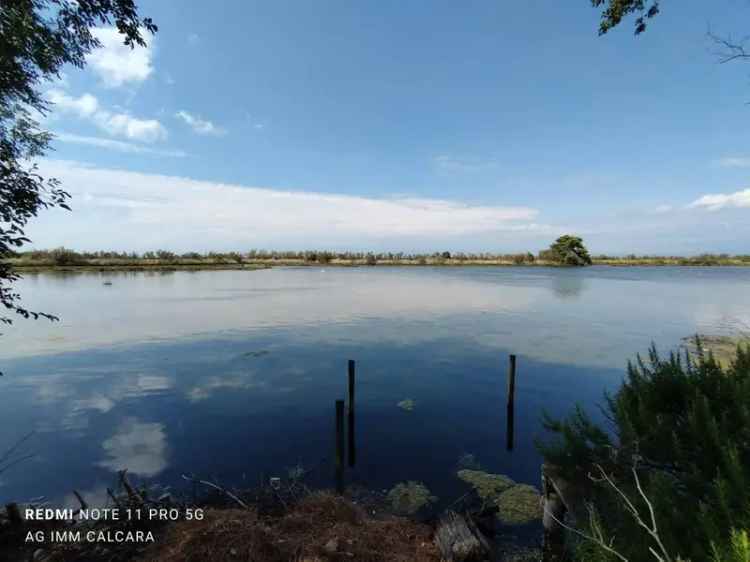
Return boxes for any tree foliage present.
[0,0,156,324]
[542,235,592,266]
[538,340,750,561]
[591,0,661,35]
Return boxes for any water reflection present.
[98,418,168,477]
[6,267,750,371]
[1,267,749,508]
[551,272,586,299]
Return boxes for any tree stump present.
[434,510,489,562]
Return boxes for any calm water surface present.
[1,266,749,510]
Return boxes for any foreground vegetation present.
[539,338,750,561]
[7,247,750,271]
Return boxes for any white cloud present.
[54,133,185,157]
[48,90,167,143]
[48,90,99,117]
[30,160,542,250]
[102,113,166,142]
[87,27,154,88]
[716,157,750,168]
[689,189,750,211]
[175,110,226,136]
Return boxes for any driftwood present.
[434,510,490,562]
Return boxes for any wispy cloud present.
[54,133,186,157]
[86,27,154,88]
[175,110,226,136]
[651,204,674,214]
[689,188,750,211]
[433,155,498,174]
[32,160,543,250]
[47,89,167,143]
[715,157,750,168]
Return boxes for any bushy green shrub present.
[542,235,592,266]
[538,339,750,561]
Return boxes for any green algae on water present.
[457,469,542,525]
[397,399,415,411]
[386,481,437,515]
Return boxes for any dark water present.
[1,266,749,510]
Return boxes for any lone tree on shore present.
[0,0,156,327]
[541,235,592,266]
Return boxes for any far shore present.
[7,255,750,271]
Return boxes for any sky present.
[28,0,750,255]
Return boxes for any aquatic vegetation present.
[457,469,541,525]
[286,464,305,481]
[397,399,415,411]
[682,334,750,369]
[457,452,482,470]
[386,481,437,515]
[457,469,514,501]
[495,484,542,525]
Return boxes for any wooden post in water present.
[506,354,516,451]
[335,399,345,494]
[347,359,356,467]
[5,503,22,526]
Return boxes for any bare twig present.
[708,30,750,65]
[0,431,36,475]
[106,487,122,509]
[543,503,629,562]
[118,469,144,504]
[181,474,249,510]
[588,464,673,562]
[72,490,88,511]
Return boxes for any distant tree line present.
[10,243,750,268]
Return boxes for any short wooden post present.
[5,502,22,526]
[348,360,355,415]
[348,360,356,467]
[506,354,516,451]
[335,399,345,494]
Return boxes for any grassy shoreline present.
[7,256,750,271]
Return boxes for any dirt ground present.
[137,493,441,562]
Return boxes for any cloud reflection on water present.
[98,418,168,477]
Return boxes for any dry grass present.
[139,493,440,562]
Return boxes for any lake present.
[1,266,749,513]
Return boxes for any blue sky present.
[31,0,750,254]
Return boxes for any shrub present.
[155,250,176,261]
[538,340,750,561]
[365,253,377,266]
[50,247,84,266]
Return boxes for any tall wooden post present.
[347,360,356,467]
[348,360,355,414]
[335,400,345,494]
[5,503,22,526]
[506,354,516,451]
